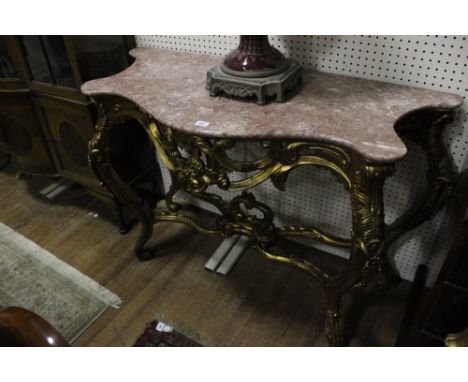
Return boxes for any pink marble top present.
[81,48,463,163]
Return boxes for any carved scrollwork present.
[351,164,394,247]
[348,163,395,288]
[387,109,458,246]
[144,114,360,293]
[149,119,354,217]
[271,142,352,191]
[212,83,256,98]
[89,95,458,346]
[278,225,351,248]
[224,191,276,245]
[212,140,281,172]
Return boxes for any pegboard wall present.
[136,35,468,285]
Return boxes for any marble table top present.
[81,48,463,163]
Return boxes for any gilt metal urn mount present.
[206,35,302,105]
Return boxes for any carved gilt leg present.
[88,101,156,261]
[387,109,458,247]
[324,291,343,346]
[324,161,394,346]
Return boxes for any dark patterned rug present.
[134,320,203,347]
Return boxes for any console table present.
[82,48,463,346]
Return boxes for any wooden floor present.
[0,165,411,346]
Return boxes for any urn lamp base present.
[206,60,301,105]
[205,36,302,105]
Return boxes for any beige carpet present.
[0,221,121,342]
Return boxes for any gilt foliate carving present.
[89,95,458,346]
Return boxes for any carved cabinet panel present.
[34,96,100,190]
[0,93,57,175]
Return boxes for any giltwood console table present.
[82,48,463,346]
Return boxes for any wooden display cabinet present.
[0,36,57,175]
[0,93,57,175]
[34,95,101,191]
[0,36,160,232]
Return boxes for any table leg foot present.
[326,312,343,346]
[119,224,132,235]
[325,294,343,346]
[137,248,157,261]
[134,209,155,260]
[114,199,137,235]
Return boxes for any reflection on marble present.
[82,48,463,163]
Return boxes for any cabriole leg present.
[324,161,394,346]
[88,100,156,261]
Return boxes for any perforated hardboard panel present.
[136,35,468,285]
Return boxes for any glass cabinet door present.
[41,36,76,87]
[75,36,130,82]
[0,39,17,78]
[19,36,76,88]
